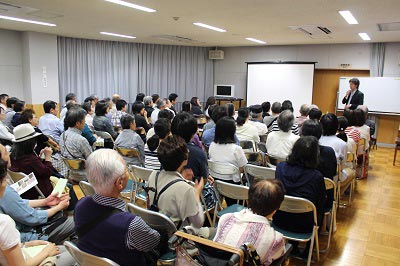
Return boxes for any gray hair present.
[271,102,282,114]
[157,99,166,109]
[143,96,152,106]
[277,110,294,132]
[357,105,368,114]
[299,104,310,116]
[86,149,126,195]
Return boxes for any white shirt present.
[320,135,348,162]
[265,130,299,159]
[236,123,260,148]
[150,108,160,124]
[0,214,21,266]
[209,142,248,183]
[248,120,268,135]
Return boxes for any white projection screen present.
[246,62,315,116]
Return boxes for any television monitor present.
[214,85,235,97]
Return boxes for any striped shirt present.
[144,145,161,170]
[214,209,285,266]
[345,127,361,143]
[92,194,160,252]
[268,120,300,135]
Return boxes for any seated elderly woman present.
[93,100,119,148]
[10,124,55,199]
[147,135,204,228]
[266,110,300,160]
[273,136,326,256]
[214,179,285,266]
[114,114,145,166]
[74,149,160,266]
[0,143,74,245]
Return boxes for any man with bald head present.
[74,149,160,266]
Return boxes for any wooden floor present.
[288,147,400,265]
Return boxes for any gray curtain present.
[370,43,385,77]
[58,37,214,106]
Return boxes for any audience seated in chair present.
[115,114,145,166]
[236,107,260,148]
[248,105,268,135]
[268,100,299,135]
[209,117,248,185]
[93,100,119,148]
[143,96,154,118]
[273,136,326,256]
[111,99,127,129]
[295,104,310,133]
[266,110,299,160]
[190,97,203,116]
[263,102,281,129]
[147,135,205,229]
[74,149,160,266]
[214,179,286,266]
[38,101,64,143]
[320,113,348,164]
[10,100,25,128]
[144,118,170,170]
[59,107,93,160]
[10,124,56,199]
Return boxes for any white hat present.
[13,124,42,143]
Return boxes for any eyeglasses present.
[114,168,129,184]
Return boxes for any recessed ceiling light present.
[104,0,156,12]
[0,15,56,26]
[338,10,358,24]
[245,38,266,44]
[100,32,136,39]
[193,22,226,32]
[358,33,371,41]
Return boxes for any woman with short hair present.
[93,100,118,148]
[236,107,259,148]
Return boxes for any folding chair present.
[213,180,249,226]
[79,181,95,197]
[7,169,45,198]
[94,130,115,146]
[337,152,356,207]
[239,140,255,152]
[244,151,265,166]
[61,157,86,183]
[320,178,337,252]
[114,146,144,167]
[271,195,319,266]
[257,142,267,153]
[259,133,269,143]
[356,138,367,179]
[208,160,241,184]
[243,164,275,185]
[64,241,119,266]
[126,203,177,264]
[130,165,154,204]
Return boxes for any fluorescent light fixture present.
[193,22,226,32]
[358,33,371,41]
[246,38,266,44]
[100,32,136,39]
[0,15,56,26]
[338,10,358,24]
[104,0,156,12]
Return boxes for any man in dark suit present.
[342,78,364,110]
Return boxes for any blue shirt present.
[0,186,48,242]
[38,113,64,143]
[202,127,240,147]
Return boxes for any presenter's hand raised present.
[346,90,351,97]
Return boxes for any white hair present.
[86,149,126,195]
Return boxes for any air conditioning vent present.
[289,25,332,39]
[151,35,201,44]
[209,50,224,60]
[0,1,21,12]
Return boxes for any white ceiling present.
[0,0,399,47]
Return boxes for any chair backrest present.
[356,138,367,156]
[239,140,254,152]
[115,146,143,166]
[213,180,249,201]
[62,157,86,171]
[244,164,275,181]
[7,169,25,183]
[126,203,177,238]
[131,165,153,182]
[244,152,265,166]
[64,241,120,266]
[279,195,317,225]
[208,160,240,177]
[79,181,96,197]
[324,178,337,202]
[94,130,114,143]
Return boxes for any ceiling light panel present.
[193,22,226,32]
[245,38,266,44]
[358,33,371,41]
[104,0,156,12]
[100,32,136,39]
[339,10,358,24]
[0,15,56,26]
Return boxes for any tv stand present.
[214,96,245,109]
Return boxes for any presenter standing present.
[342,78,364,110]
